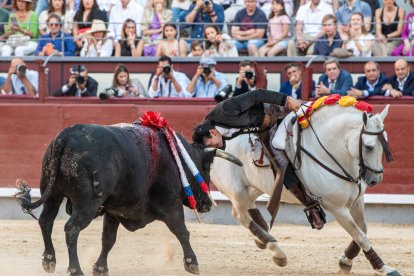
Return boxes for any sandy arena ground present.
[0,219,412,276]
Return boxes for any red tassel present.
[187,196,197,209]
[140,111,167,129]
[324,94,341,105]
[199,182,209,193]
[354,101,373,113]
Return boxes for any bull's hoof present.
[42,254,56,273]
[67,267,84,276]
[272,256,287,267]
[93,264,109,276]
[183,258,200,275]
[254,239,266,250]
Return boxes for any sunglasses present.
[48,23,60,27]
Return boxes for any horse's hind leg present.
[330,206,400,276]
[39,194,64,273]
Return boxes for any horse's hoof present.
[338,261,352,274]
[42,259,56,273]
[386,271,401,276]
[254,239,266,250]
[272,256,287,267]
[184,263,200,275]
[67,267,84,276]
[93,264,109,276]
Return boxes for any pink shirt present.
[269,15,290,40]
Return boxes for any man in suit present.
[315,58,353,98]
[280,62,315,99]
[383,58,414,97]
[348,61,388,98]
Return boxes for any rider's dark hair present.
[192,119,215,145]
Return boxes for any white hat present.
[87,20,109,34]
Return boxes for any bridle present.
[296,111,393,184]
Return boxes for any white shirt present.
[296,2,333,37]
[344,33,375,57]
[1,70,39,95]
[80,38,114,57]
[171,0,191,10]
[148,71,192,98]
[108,0,144,39]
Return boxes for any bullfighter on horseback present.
[192,89,325,230]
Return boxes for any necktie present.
[329,81,335,90]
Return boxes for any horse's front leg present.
[330,206,401,276]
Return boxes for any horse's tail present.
[14,130,67,219]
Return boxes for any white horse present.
[210,104,400,275]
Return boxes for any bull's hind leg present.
[162,205,200,275]
[93,213,120,276]
[39,195,64,273]
[65,199,100,276]
[330,206,400,276]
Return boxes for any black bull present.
[15,123,240,276]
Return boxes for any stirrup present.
[303,203,326,229]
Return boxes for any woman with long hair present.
[38,0,75,36]
[373,0,404,56]
[115,19,144,57]
[203,24,238,57]
[108,64,147,97]
[72,0,107,49]
[1,0,38,56]
[342,12,374,57]
[141,0,172,56]
[155,23,186,57]
[259,0,290,57]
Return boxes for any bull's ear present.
[362,112,368,126]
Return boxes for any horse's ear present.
[362,112,368,126]
[379,104,390,121]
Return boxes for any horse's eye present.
[365,145,374,152]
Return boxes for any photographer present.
[148,55,191,98]
[53,65,98,97]
[99,64,147,100]
[185,0,225,41]
[1,58,38,96]
[187,57,227,98]
[233,60,257,97]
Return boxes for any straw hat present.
[87,20,109,34]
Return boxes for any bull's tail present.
[14,134,65,219]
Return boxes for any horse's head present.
[349,105,393,186]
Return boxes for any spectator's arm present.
[21,75,37,96]
[148,76,161,98]
[179,39,187,57]
[64,36,76,56]
[386,8,405,40]
[363,16,372,32]
[185,3,201,23]
[333,74,353,95]
[84,79,98,96]
[2,73,13,94]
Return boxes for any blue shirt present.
[313,32,343,56]
[34,31,76,56]
[336,0,372,25]
[185,3,225,39]
[193,71,227,98]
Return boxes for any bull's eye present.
[365,145,374,152]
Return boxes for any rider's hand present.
[286,96,301,112]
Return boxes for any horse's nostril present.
[370,181,377,185]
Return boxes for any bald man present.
[1,58,38,96]
[348,61,389,98]
[383,59,414,97]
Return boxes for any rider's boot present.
[280,153,326,230]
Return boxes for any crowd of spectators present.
[1,0,414,57]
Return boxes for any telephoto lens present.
[203,66,211,75]
[214,84,232,103]
[76,75,86,84]
[98,87,118,100]
[16,65,27,76]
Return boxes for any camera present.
[76,75,86,84]
[214,84,232,103]
[162,64,171,75]
[125,84,132,91]
[98,87,119,100]
[204,0,211,5]
[16,64,27,76]
[203,65,212,76]
[245,70,255,80]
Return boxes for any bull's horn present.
[206,148,243,167]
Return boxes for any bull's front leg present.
[162,206,200,275]
[93,213,120,276]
